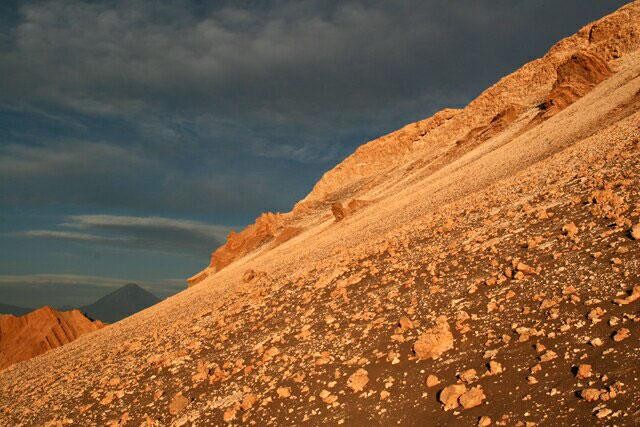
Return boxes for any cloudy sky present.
[0,0,627,308]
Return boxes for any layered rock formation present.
[0,306,104,370]
[539,50,613,117]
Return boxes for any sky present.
[0,0,629,308]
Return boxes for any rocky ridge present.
[194,1,640,279]
[0,306,104,371]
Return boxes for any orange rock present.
[222,407,237,422]
[613,286,640,305]
[459,386,486,409]
[346,369,369,392]
[613,328,630,342]
[487,361,504,375]
[439,384,467,410]
[242,269,256,283]
[515,262,536,275]
[425,374,440,388]
[331,203,348,222]
[241,393,257,411]
[562,222,579,237]
[413,316,454,360]
[576,364,592,380]
[580,388,601,402]
[458,369,478,383]
[276,387,291,398]
[539,350,558,362]
[398,316,414,330]
[0,306,104,370]
[539,51,612,118]
[209,212,286,272]
[168,393,189,415]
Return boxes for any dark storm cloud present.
[0,0,628,216]
[1,0,626,117]
[2,0,449,117]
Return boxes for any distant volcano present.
[80,283,161,324]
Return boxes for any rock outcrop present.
[0,306,104,370]
[210,212,286,271]
[538,50,612,117]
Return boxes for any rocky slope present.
[191,0,640,282]
[0,306,104,371]
[1,2,640,426]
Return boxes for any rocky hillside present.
[1,2,640,426]
[190,0,640,284]
[0,306,104,371]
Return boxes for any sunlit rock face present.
[0,306,104,370]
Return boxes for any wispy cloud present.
[0,273,185,291]
[67,214,231,240]
[19,230,129,244]
[0,138,298,215]
[0,140,149,177]
[17,214,232,256]
[0,273,138,287]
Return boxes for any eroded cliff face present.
[539,51,613,117]
[0,306,104,370]
[188,212,290,286]
[191,1,640,283]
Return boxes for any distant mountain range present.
[0,303,32,317]
[0,283,160,323]
[79,283,161,323]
